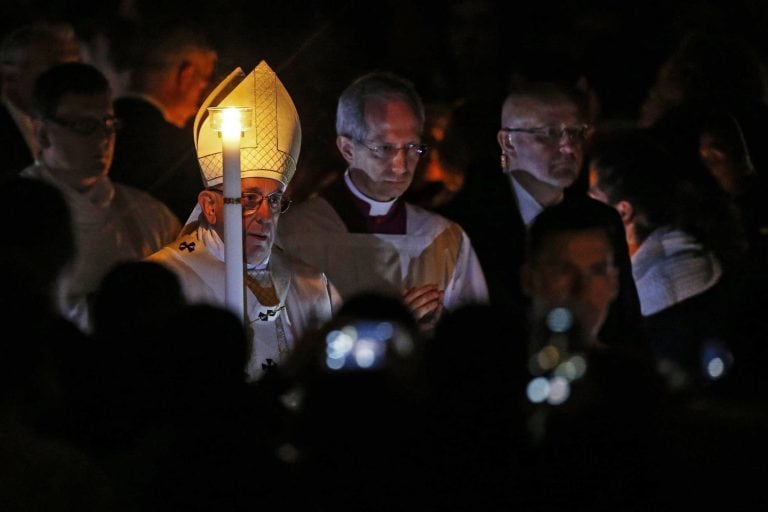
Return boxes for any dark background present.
[5,0,768,197]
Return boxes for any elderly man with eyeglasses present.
[277,71,488,332]
[147,62,341,382]
[439,80,647,353]
[20,62,181,330]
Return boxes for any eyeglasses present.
[210,189,292,214]
[45,115,121,136]
[353,139,429,160]
[501,125,591,145]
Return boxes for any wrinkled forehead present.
[503,97,583,127]
[360,98,422,143]
[364,97,420,125]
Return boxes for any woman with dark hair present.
[588,129,745,391]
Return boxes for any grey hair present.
[336,71,425,140]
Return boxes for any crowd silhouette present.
[3,1,768,510]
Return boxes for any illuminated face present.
[500,98,585,190]
[340,98,423,201]
[39,91,116,190]
[523,228,619,344]
[209,177,285,266]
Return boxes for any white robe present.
[632,226,722,316]
[276,195,489,310]
[147,222,341,381]
[21,163,181,329]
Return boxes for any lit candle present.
[211,107,248,321]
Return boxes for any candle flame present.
[221,107,243,140]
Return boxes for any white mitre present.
[193,60,301,188]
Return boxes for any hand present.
[402,284,444,333]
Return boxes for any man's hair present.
[501,80,588,122]
[32,62,110,118]
[336,71,425,140]
[589,129,678,240]
[526,199,619,263]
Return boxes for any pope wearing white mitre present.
[147,61,341,381]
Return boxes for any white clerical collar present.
[344,169,397,216]
[509,174,545,227]
[248,260,270,271]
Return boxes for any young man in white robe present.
[21,62,180,330]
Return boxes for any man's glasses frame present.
[501,125,592,145]
[45,115,121,136]
[353,138,429,160]
[209,188,292,215]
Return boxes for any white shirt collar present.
[509,174,544,227]
[344,169,397,216]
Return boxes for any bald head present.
[498,82,589,205]
[501,82,586,126]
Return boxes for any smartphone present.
[323,319,413,372]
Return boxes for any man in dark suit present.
[439,81,645,351]
[109,25,217,224]
[0,21,81,178]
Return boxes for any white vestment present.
[276,194,489,310]
[21,163,181,328]
[148,222,341,381]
